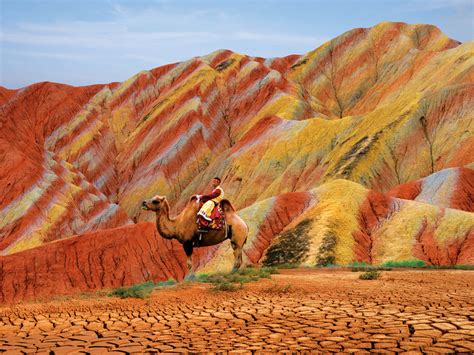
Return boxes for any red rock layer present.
[0,87,17,105]
[451,168,474,212]
[0,152,131,253]
[353,172,474,266]
[0,82,107,210]
[0,223,187,303]
[413,214,474,265]
[245,192,315,264]
[352,190,392,263]
[387,167,474,212]
[192,191,316,270]
[386,180,422,201]
[0,23,471,266]
[294,22,460,118]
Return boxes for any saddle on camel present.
[196,177,225,233]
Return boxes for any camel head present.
[141,195,166,212]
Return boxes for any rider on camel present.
[196,177,224,233]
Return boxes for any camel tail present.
[244,223,249,246]
[220,199,236,213]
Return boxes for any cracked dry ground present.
[1,269,473,354]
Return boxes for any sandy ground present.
[0,269,473,353]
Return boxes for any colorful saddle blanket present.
[197,203,225,230]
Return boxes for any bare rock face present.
[0,82,131,255]
[0,86,17,105]
[0,22,473,302]
[0,223,186,303]
[388,167,474,212]
[209,177,473,272]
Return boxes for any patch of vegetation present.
[212,281,241,292]
[349,261,370,268]
[427,264,474,270]
[262,283,293,295]
[215,58,235,72]
[157,279,178,286]
[316,231,337,266]
[263,219,312,266]
[197,266,278,292]
[359,270,380,280]
[320,263,338,268]
[109,279,177,299]
[451,265,474,270]
[290,58,308,70]
[350,261,371,272]
[348,88,364,105]
[381,259,427,268]
[349,261,392,272]
[329,133,383,178]
[76,290,108,299]
[275,263,300,269]
[138,99,168,126]
[380,260,474,270]
[109,282,155,299]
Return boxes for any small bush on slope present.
[381,260,474,270]
[382,259,427,268]
[109,279,177,299]
[359,270,380,280]
[197,266,278,292]
[261,283,293,295]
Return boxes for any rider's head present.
[212,177,221,187]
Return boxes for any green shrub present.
[359,270,380,280]
[157,279,177,286]
[262,283,292,294]
[210,281,241,292]
[321,263,337,268]
[350,261,375,272]
[350,261,371,268]
[275,263,300,269]
[381,260,426,268]
[426,264,474,270]
[198,266,278,292]
[453,265,474,270]
[109,281,156,299]
[109,279,177,299]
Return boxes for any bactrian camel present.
[141,195,248,274]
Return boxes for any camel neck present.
[155,200,175,239]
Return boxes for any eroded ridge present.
[0,269,473,353]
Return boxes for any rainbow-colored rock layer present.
[0,22,473,301]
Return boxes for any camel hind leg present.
[230,222,248,272]
[183,241,195,279]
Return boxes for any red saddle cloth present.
[197,203,225,230]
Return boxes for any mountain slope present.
[1,22,472,264]
[1,175,472,302]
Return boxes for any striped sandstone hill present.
[0,22,472,301]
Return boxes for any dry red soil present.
[0,269,473,354]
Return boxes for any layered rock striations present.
[0,223,187,303]
[201,176,473,274]
[0,22,473,301]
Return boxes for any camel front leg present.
[231,241,243,272]
[183,241,195,279]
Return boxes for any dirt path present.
[1,269,473,353]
